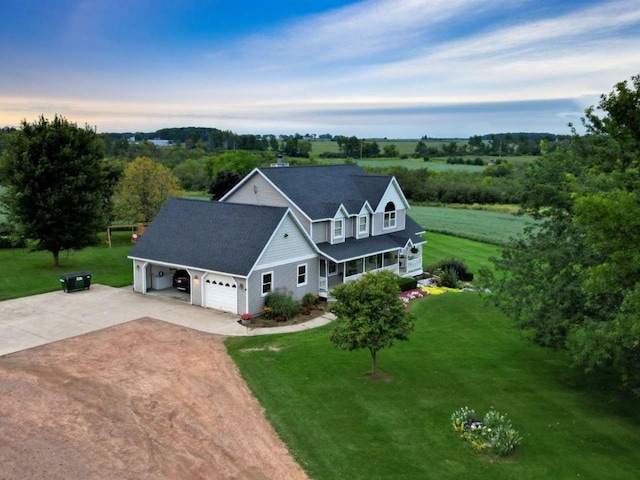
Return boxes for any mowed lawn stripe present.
[226,294,640,480]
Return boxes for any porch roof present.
[317,230,425,263]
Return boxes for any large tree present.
[203,150,263,180]
[330,271,415,374]
[112,156,182,222]
[0,115,109,266]
[484,74,640,394]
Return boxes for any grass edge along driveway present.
[226,293,640,480]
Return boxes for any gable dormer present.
[330,205,349,245]
[356,203,373,239]
[372,179,408,235]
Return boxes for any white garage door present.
[203,274,238,313]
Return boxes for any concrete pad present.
[0,284,334,356]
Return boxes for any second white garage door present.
[203,274,238,313]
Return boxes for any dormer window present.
[358,215,368,235]
[333,218,344,239]
[383,202,396,229]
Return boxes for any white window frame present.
[297,263,307,287]
[328,262,338,276]
[383,211,396,230]
[261,271,273,296]
[358,215,368,235]
[333,218,344,239]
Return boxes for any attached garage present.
[203,274,238,313]
[129,198,318,316]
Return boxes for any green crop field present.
[356,159,486,172]
[409,206,535,245]
[226,293,640,479]
[310,139,466,156]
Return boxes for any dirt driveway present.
[0,318,308,480]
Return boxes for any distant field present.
[356,159,486,172]
[311,139,465,156]
[409,206,536,245]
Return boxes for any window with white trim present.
[297,264,307,286]
[328,262,338,276]
[261,272,273,296]
[333,219,343,239]
[358,215,368,234]
[383,202,396,229]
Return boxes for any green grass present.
[356,159,486,172]
[421,231,500,274]
[226,294,640,480]
[409,206,536,245]
[0,231,133,301]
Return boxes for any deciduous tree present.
[113,156,182,222]
[483,74,640,394]
[0,115,109,266]
[330,271,415,374]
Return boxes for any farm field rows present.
[409,205,535,245]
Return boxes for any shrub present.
[302,292,320,307]
[0,236,26,249]
[436,258,473,282]
[439,267,460,288]
[396,277,418,292]
[263,291,299,321]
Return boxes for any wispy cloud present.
[1,0,639,136]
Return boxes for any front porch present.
[319,247,422,298]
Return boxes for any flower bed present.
[451,406,522,457]
[398,288,428,305]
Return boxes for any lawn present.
[0,232,133,301]
[421,231,500,274]
[226,293,640,480]
[409,206,536,245]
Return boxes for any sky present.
[1,0,639,138]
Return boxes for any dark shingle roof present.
[128,198,289,276]
[259,164,392,219]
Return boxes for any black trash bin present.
[59,272,91,293]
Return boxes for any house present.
[129,164,426,315]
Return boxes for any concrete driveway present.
[0,284,242,356]
[0,284,333,357]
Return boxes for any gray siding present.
[371,209,406,235]
[225,173,311,232]
[247,260,319,315]
[255,215,316,268]
[312,221,329,243]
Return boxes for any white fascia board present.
[391,177,410,209]
[359,201,374,215]
[127,256,248,278]
[219,167,261,201]
[333,204,349,219]
[318,246,401,265]
[254,169,313,223]
[246,209,320,278]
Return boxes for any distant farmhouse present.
[127,137,172,147]
[128,164,425,315]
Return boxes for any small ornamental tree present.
[330,270,415,374]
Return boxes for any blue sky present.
[1,0,639,137]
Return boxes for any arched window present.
[384,202,396,229]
